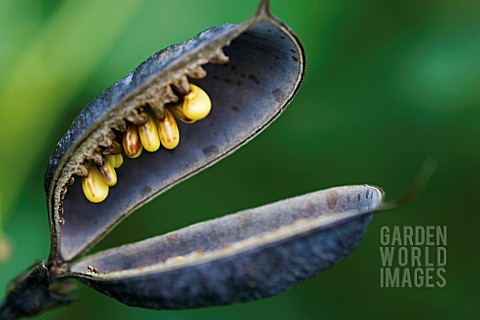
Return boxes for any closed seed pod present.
[37,0,386,313]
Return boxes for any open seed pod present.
[40,0,385,311]
[45,0,306,266]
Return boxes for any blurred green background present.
[0,0,479,319]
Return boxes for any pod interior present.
[59,21,304,261]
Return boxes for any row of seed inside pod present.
[81,83,212,203]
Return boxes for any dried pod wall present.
[0,1,411,319]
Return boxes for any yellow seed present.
[169,104,196,124]
[157,109,180,149]
[98,158,117,187]
[138,111,161,152]
[123,124,143,158]
[184,84,211,120]
[105,154,116,168]
[106,153,123,168]
[113,153,123,168]
[103,140,122,155]
[170,84,211,123]
[82,164,109,203]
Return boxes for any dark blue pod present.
[67,186,383,309]
[38,0,386,313]
[44,0,305,265]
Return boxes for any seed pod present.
[67,186,383,309]
[45,0,306,263]
[41,0,385,313]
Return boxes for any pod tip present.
[255,0,271,19]
[380,158,438,211]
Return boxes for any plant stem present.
[0,300,20,320]
[0,261,74,320]
[0,299,21,320]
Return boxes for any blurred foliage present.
[0,0,479,319]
